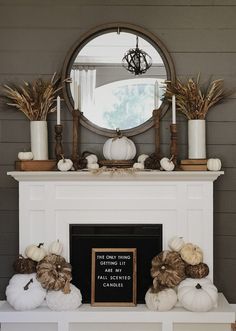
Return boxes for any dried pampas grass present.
[2,73,63,120]
[165,74,231,119]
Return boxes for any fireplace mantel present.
[3,170,235,331]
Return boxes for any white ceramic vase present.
[30,121,48,160]
[188,119,206,159]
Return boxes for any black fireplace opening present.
[70,224,162,304]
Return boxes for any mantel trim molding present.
[7,170,224,182]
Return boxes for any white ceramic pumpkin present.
[160,157,175,171]
[6,273,46,310]
[48,240,63,256]
[57,156,73,172]
[18,151,33,160]
[46,284,82,311]
[25,243,47,262]
[133,162,144,170]
[145,288,177,311]
[86,154,98,164]
[207,158,222,171]
[180,243,203,265]
[178,278,218,312]
[137,154,149,164]
[168,236,185,252]
[103,132,136,161]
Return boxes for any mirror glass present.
[69,31,167,131]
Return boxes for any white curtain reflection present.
[71,66,96,114]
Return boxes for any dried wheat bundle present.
[165,75,231,119]
[2,73,63,120]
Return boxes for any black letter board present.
[91,248,137,306]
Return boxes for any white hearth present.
[0,170,234,331]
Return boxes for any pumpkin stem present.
[38,243,44,248]
[116,128,122,138]
[195,283,202,289]
[23,278,33,291]
[60,154,65,162]
[170,155,175,162]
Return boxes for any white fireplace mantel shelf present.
[7,170,224,182]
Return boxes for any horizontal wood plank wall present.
[0,0,236,301]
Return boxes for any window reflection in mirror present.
[69,32,167,131]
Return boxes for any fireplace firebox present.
[70,224,162,303]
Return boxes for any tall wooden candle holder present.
[153,108,162,157]
[170,123,178,165]
[71,109,81,168]
[54,124,64,161]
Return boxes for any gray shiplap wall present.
[0,0,236,302]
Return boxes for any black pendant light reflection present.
[122,36,152,75]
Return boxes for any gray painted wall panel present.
[0,1,236,302]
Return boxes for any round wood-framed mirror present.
[61,23,176,137]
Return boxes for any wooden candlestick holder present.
[54,124,64,161]
[170,123,178,165]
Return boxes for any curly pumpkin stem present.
[38,243,44,248]
[23,278,33,291]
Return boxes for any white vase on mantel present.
[30,120,48,160]
[188,119,206,159]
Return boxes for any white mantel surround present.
[8,170,223,276]
[1,170,234,331]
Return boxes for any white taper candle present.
[56,96,61,125]
[172,94,176,124]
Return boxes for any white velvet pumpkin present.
[86,154,98,164]
[145,288,177,311]
[168,236,185,252]
[46,284,82,311]
[178,278,218,312]
[207,158,222,171]
[57,157,73,171]
[48,240,63,256]
[103,136,136,160]
[180,243,203,265]
[160,157,175,171]
[137,154,149,164]
[133,162,144,170]
[18,151,33,160]
[25,243,47,262]
[6,273,46,311]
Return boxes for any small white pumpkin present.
[180,243,203,266]
[86,154,98,164]
[25,243,47,262]
[6,273,46,310]
[18,151,33,160]
[133,162,144,170]
[48,240,63,256]
[137,154,149,164]
[46,284,82,311]
[160,157,175,171]
[57,155,73,172]
[87,163,99,170]
[145,288,177,311]
[103,130,136,160]
[168,236,185,252]
[178,278,218,312]
[207,158,222,171]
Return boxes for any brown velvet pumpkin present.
[151,251,186,290]
[13,254,37,274]
[144,153,160,170]
[36,254,72,293]
[185,263,209,279]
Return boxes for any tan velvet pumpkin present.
[151,250,186,290]
[180,243,203,266]
[36,254,72,293]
